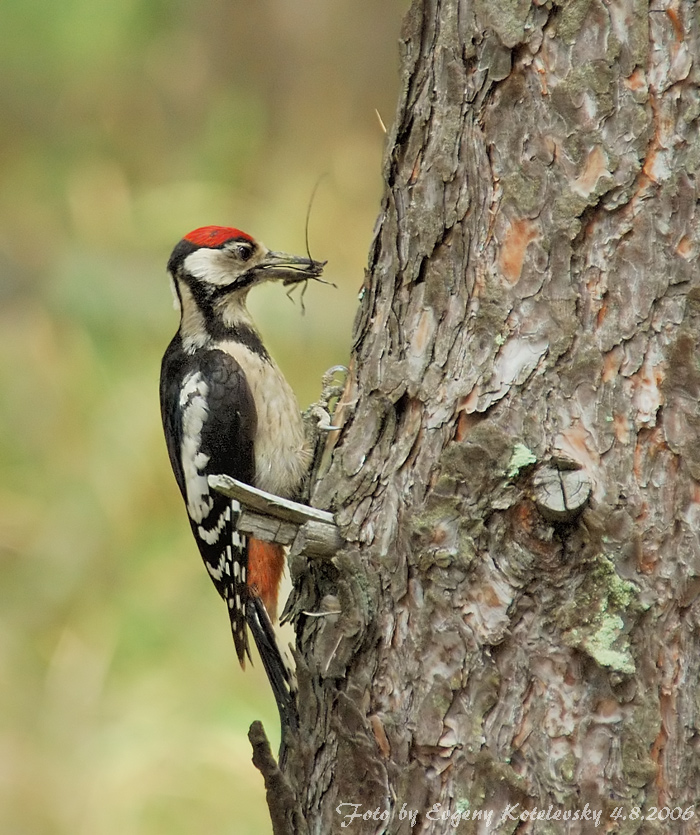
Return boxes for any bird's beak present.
[257,251,327,285]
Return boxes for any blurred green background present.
[0,2,404,832]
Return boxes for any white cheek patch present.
[169,275,181,313]
[180,371,213,523]
[184,248,236,286]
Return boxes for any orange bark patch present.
[642,150,661,183]
[455,389,483,441]
[596,298,608,328]
[510,501,560,559]
[557,423,598,470]
[613,412,630,445]
[535,62,548,95]
[498,217,540,284]
[666,5,683,41]
[247,538,285,622]
[638,547,657,575]
[414,308,434,354]
[482,584,505,608]
[455,408,485,441]
[602,347,622,383]
[594,698,623,722]
[369,714,391,758]
[676,235,694,259]
[624,67,646,92]
[572,146,609,197]
[431,523,449,546]
[512,500,536,535]
[455,409,470,442]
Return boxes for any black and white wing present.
[160,339,257,663]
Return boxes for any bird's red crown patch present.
[184,226,254,248]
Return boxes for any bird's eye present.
[235,243,254,261]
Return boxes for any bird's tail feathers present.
[246,595,298,733]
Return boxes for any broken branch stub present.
[208,474,343,559]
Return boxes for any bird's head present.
[167,226,326,345]
[168,225,325,296]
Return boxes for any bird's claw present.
[304,404,340,432]
[318,365,348,409]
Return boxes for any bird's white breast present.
[220,339,311,497]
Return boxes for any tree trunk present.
[265,0,700,832]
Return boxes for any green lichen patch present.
[507,443,537,478]
[558,554,639,674]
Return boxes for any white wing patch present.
[198,504,229,544]
[206,551,226,582]
[202,503,247,584]
[179,371,213,524]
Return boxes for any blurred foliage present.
[0,1,405,832]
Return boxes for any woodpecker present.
[160,225,325,726]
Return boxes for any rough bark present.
[271,1,700,832]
